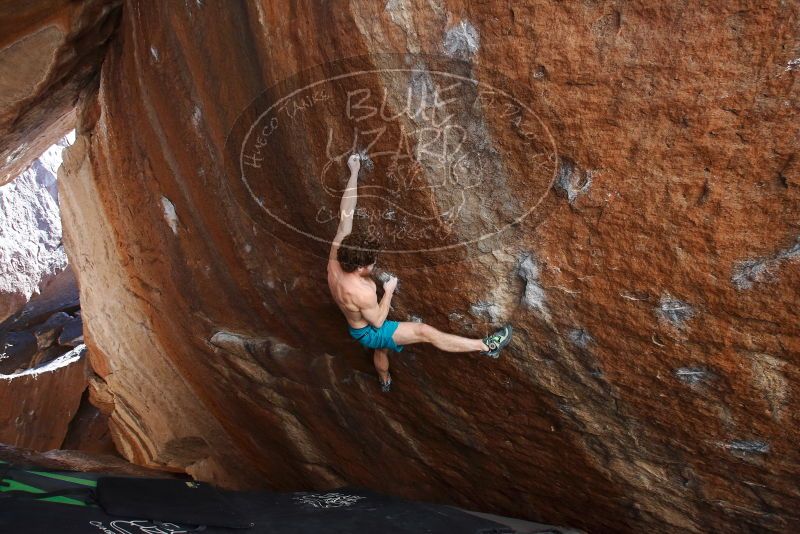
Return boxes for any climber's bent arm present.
[354,288,393,328]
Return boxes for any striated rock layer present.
[0,443,174,478]
[59,1,799,532]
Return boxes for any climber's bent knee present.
[391,322,435,346]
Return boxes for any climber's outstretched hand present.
[347,153,361,174]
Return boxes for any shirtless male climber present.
[326,154,513,392]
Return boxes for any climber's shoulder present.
[327,253,345,280]
[328,229,349,263]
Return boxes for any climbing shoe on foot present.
[379,373,392,393]
[481,325,513,358]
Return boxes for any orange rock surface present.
[39,1,800,532]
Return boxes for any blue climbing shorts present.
[348,321,404,352]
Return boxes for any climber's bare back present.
[327,259,376,329]
[328,259,378,328]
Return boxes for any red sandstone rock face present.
[0,0,121,185]
[58,1,799,532]
[0,266,92,452]
[0,345,88,450]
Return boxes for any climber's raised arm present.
[329,154,361,263]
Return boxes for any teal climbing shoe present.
[480,325,513,358]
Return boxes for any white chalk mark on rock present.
[469,300,503,323]
[191,106,202,128]
[384,0,421,53]
[556,157,593,204]
[731,259,769,290]
[568,328,593,348]
[517,253,548,316]
[674,367,710,385]
[732,236,800,290]
[448,311,465,322]
[161,196,179,234]
[722,440,770,455]
[620,291,648,301]
[443,19,480,61]
[655,294,693,326]
[750,353,787,421]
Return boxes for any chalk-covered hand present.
[382,275,398,293]
[347,154,361,174]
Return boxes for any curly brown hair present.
[337,231,380,272]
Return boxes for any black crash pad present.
[0,465,514,534]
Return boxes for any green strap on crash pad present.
[0,479,89,506]
[0,461,95,506]
[27,470,97,488]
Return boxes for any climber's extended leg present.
[373,348,391,392]
[391,322,513,358]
